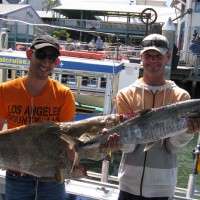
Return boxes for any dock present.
[171,64,200,98]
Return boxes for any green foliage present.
[52,29,71,41]
[46,0,60,11]
[177,135,200,190]
[84,135,200,191]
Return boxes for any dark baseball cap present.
[140,34,169,55]
[31,35,60,54]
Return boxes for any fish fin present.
[102,149,112,161]
[108,149,112,158]
[60,134,80,150]
[144,142,155,152]
[70,151,79,176]
[79,133,96,142]
[55,168,65,183]
[70,164,87,178]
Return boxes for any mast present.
[182,0,193,63]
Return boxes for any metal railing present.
[48,18,146,35]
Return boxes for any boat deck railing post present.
[186,133,200,199]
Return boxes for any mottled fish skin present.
[0,122,70,179]
[0,114,123,180]
[77,99,200,153]
[58,114,124,160]
[1,98,198,180]
[58,114,122,138]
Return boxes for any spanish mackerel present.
[77,99,200,153]
[0,114,122,181]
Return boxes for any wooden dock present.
[171,65,200,98]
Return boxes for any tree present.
[52,29,71,41]
[45,0,60,12]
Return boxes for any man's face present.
[141,50,170,76]
[30,46,59,80]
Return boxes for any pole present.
[186,134,200,199]
[162,17,176,80]
[182,1,193,63]
[103,75,112,115]
[79,11,83,41]
[145,18,149,36]
[101,74,113,183]
[100,156,110,183]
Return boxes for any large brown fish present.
[0,114,123,181]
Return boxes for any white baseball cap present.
[140,34,169,55]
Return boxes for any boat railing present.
[14,41,141,61]
[179,50,200,67]
[49,18,146,35]
[60,45,141,61]
[64,170,200,200]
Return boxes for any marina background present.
[177,135,200,189]
[0,0,200,198]
[84,135,200,190]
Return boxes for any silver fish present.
[77,99,200,154]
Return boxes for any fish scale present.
[0,113,123,181]
[0,100,199,180]
[77,99,200,154]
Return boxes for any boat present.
[0,49,140,110]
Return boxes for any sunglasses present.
[142,40,169,49]
[34,49,59,62]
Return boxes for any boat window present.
[81,76,88,86]
[100,77,107,88]
[82,76,98,88]
[24,70,28,76]
[54,73,60,81]
[7,69,12,79]
[195,0,200,12]
[61,74,76,85]
[16,70,21,78]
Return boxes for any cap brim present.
[34,43,59,52]
[140,46,168,55]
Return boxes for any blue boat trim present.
[59,60,124,74]
[0,52,124,74]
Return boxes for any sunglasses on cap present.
[34,49,59,62]
[142,40,169,49]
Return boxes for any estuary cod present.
[0,114,123,181]
[0,122,82,181]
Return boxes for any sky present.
[166,0,171,7]
[60,0,172,7]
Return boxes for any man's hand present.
[187,118,200,133]
[100,128,120,151]
[100,113,136,150]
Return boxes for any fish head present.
[100,114,126,128]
